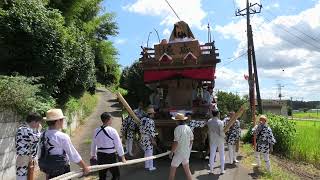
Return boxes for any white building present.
[261,99,288,116]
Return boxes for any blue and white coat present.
[252,124,276,153]
[139,117,156,151]
[15,123,41,176]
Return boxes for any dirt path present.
[70,88,123,163]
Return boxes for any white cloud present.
[163,28,171,37]
[114,38,127,45]
[215,1,320,100]
[265,3,280,10]
[123,0,207,30]
[215,67,248,96]
[234,0,261,9]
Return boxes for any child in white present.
[168,113,194,180]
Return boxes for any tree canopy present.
[120,61,151,108]
[0,0,120,104]
[216,91,246,117]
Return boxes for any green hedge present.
[0,75,55,116]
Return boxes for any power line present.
[264,10,320,44]
[217,51,247,70]
[263,16,320,50]
[164,0,181,21]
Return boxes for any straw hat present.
[171,113,188,121]
[43,109,65,121]
[146,107,156,114]
[259,115,268,121]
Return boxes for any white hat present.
[171,113,188,121]
[43,109,66,121]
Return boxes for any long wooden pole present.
[224,105,246,133]
[116,92,141,124]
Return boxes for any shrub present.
[64,92,98,124]
[268,114,296,154]
[0,75,56,115]
[243,113,296,156]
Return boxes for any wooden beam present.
[116,92,141,124]
[224,105,247,133]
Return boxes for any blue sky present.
[103,0,320,102]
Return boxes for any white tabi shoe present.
[149,167,157,171]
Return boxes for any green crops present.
[290,120,320,167]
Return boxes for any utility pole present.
[290,97,293,119]
[250,25,263,114]
[277,83,284,101]
[277,83,284,115]
[236,0,263,120]
[236,0,262,149]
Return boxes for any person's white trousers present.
[126,138,133,156]
[209,143,225,172]
[16,176,27,180]
[228,144,237,163]
[255,151,271,172]
[145,149,154,169]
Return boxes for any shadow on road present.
[248,166,262,179]
[108,99,119,103]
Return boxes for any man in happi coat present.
[252,115,276,172]
[225,112,241,164]
[16,112,42,180]
[139,107,157,171]
[121,116,138,156]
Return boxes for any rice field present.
[293,112,320,119]
[290,120,320,167]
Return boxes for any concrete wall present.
[65,108,84,135]
[0,109,20,180]
[262,100,288,116]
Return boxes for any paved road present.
[37,88,254,180]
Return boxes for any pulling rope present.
[50,151,171,180]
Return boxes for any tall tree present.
[120,61,151,108]
[216,91,246,117]
[0,0,96,103]
[47,0,120,86]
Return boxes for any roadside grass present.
[97,83,128,96]
[65,92,98,135]
[240,144,299,180]
[84,138,92,145]
[290,120,320,168]
[293,112,320,119]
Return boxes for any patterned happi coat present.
[225,118,241,145]
[188,120,206,131]
[253,124,276,153]
[134,108,146,119]
[15,123,41,176]
[121,117,138,140]
[139,117,156,151]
